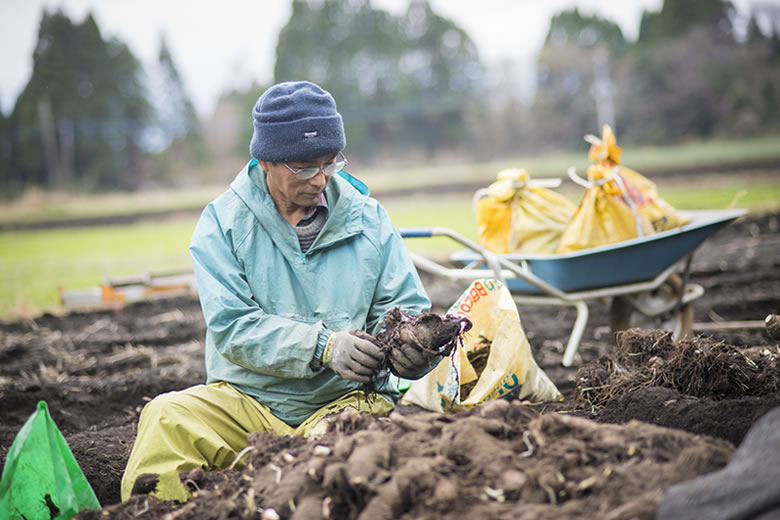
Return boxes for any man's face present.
[261,153,338,209]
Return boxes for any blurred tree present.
[525,0,780,150]
[530,8,626,149]
[544,8,627,55]
[720,17,780,136]
[395,0,484,156]
[772,28,780,59]
[8,9,150,194]
[144,35,206,182]
[615,0,744,142]
[745,14,767,45]
[637,0,735,44]
[466,58,535,159]
[232,82,269,158]
[148,36,200,148]
[275,0,402,158]
[274,0,483,160]
[533,44,599,147]
[615,26,737,142]
[0,110,13,198]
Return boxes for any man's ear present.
[257,159,271,172]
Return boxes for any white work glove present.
[322,331,384,383]
[388,343,433,380]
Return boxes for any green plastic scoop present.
[0,401,101,519]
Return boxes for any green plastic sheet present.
[0,401,101,519]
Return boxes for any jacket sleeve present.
[364,204,432,336]
[189,205,327,379]
[365,206,441,381]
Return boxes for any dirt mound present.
[0,297,207,506]
[595,386,780,446]
[576,329,779,406]
[80,401,733,520]
[573,329,780,445]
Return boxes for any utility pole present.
[590,46,616,130]
[38,97,62,190]
[57,118,74,187]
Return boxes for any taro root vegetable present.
[374,307,471,359]
[354,307,472,373]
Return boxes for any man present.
[121,81,436,501]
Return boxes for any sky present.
[0,0,772,117]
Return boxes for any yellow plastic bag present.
[401,279,562,413]
[618,166,690,233]
[589,125,688,233]
[557,163,655,253]
[557,125,688,253]
[477,168,575,254]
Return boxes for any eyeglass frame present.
[282,151,348,180]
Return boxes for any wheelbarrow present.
[400,208,746,367]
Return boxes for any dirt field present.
[0,210,778,519]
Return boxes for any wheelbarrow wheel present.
[610,273,694,340]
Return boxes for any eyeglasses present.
[283,152,347,180]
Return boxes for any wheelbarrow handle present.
[400,227,434,238]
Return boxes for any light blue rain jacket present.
[189,160,431,426]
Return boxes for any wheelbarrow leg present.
[562,301,589,367]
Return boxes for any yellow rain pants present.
[120,381,393,502]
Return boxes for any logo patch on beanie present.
[303,131,319,138]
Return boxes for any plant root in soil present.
[353,308,472,387]
[575,329,780,410]
[572,329,780,446]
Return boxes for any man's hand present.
[388,343,432,380]
[323,331,384,383]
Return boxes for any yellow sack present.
[589,124,688,233]
[557,125,689,253]
[618,166,690,233]
[401,279,562,413]
[477,168,575,254]
[587,123,623,164]
[557,163,655,253]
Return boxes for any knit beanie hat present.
[249,81,346,163]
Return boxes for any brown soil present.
[0,210,778,519]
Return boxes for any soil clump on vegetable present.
[0,210,777,518]
[368,307,472,359]
[354,308,471,394]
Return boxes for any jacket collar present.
[230,159,367,252]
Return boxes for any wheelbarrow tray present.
[452,209,746,294]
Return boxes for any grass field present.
[1,134,778,228]
[1,136,779,319]
[0,218,197,318]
